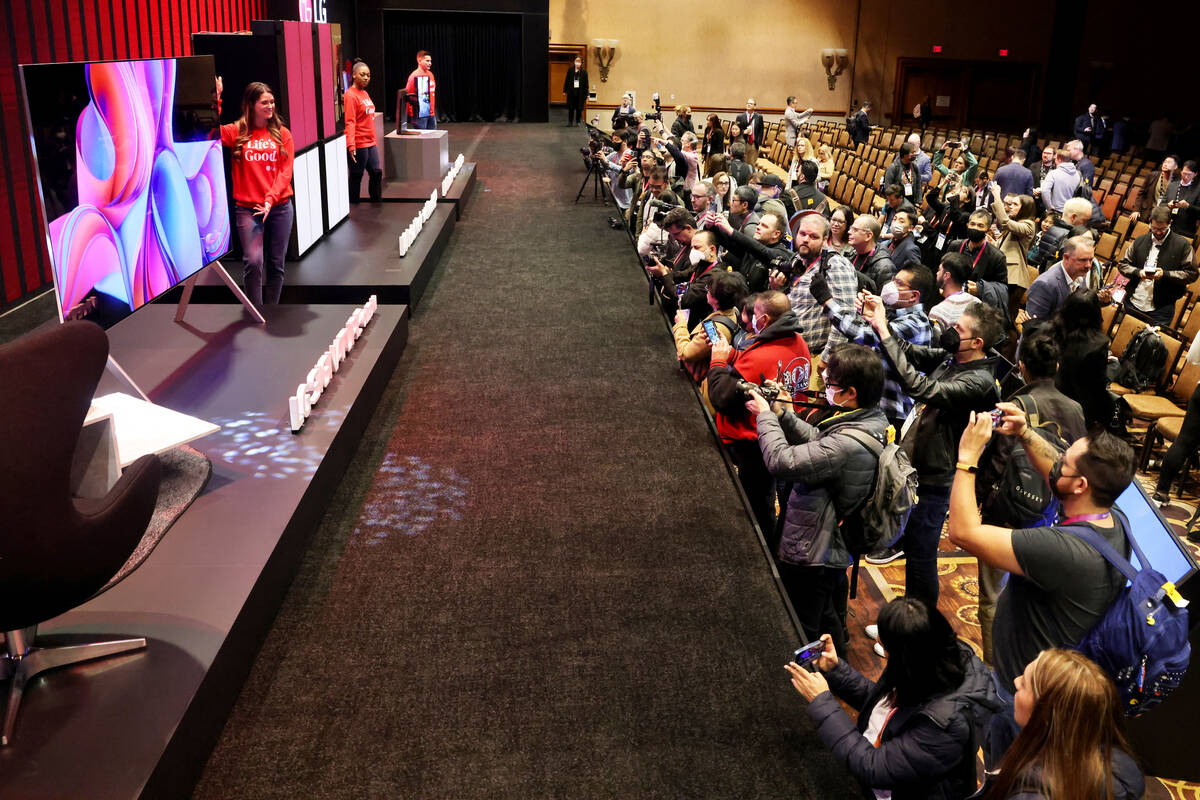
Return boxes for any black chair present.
[0,321,161,745]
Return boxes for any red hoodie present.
[708,315,812,442]
[344,85,377,151]
[220,124,294,207]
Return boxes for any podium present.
[384,129,449,182]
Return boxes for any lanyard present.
[855,247,876,270]
[1061,511,1110,525]
[959,239,986,270]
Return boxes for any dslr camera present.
[737,379,782,405]
[647,196,680,225]
[643,92,663,122]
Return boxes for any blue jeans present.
[234,200,293,306]
[900,482,951,607]
[413,115,437,130]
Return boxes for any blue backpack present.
[1065,510,1191,716]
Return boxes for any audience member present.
[826,205,855,258]
[1116,204,1198,326]
[672,268,746,391]
[1030,146,1056,192]
[816,145,836,192]
[989,186,1038,316]
[1073,103,1104,154]
[727,184,760,234]
[787,136,819,189]
[710,171,733,213]
[950,209,1008,286]
[708,291,812,536]
[701,114,725,177]
[847,100,872,147]
[735,98,765,161]
[728,141,753,187]
[933,139,979,196]
[1053,290,1115,430]
[1153,378,1200,520]
[787,598,998,800]
[923,182,975,262]
[749,343,887,651]
[882,142,925,207]
[905,133,933,188]
[1026,235,1094,319]
[994,149,1035,198]
[1165,159,1200,238]
[878,185,918,240]
[927,252,977,332]
[981,649,1145,800]
[847,215,896,292]
[814,264,934,431]
[887,210,922,270]
[671,105,694,138]
[974,325,1086,665]
[789,160,829,216]
[865,299,1003,607]
[1030,197,1090,270]
[773,214,859,365]
[708,208,790,293]
[1039,149,1081,214]
[783,96,814,147]
[1065,139,1095,189]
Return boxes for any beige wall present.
[549,0,858,113]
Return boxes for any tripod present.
[575,154,608,204]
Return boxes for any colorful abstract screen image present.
[22,57,229,326]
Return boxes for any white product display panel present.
[293,149,322,255]
[323,135,350,227]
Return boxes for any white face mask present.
[825,386,840,406]
[880,282,901,307]
[689,248,711,266]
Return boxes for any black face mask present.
[966,228,987,243]
[1048,457,1076,502]
[939,327,961,353]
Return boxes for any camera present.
[737,379,781,405]
[647,196,679,225]
[643,92,664,122]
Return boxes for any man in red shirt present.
[405,50,438,130]
[344,60,381,203]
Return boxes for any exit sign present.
[931,45,943,54]
[998,48,1009,57]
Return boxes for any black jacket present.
[1117,231,1198,312]
[849,247,896,295]
[947,240,1009,285]
[1165,178,1200,237]
[847,110,870,147]
[881,337,1001,483]
[882,159,924,206]
[889,235,922,270]
[806,642,1002,800]
[734,112,765,147]
[790,181,830,216]
[701,126,724,159]
[1056,328,1113,429]
[670,117,695,138]
[561,67,588,103]
[714,227,790,293]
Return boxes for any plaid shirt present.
[786,252,859,360]
[823,299,933,422]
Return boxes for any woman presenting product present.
[345,60,382,203]
[219,82,295,307]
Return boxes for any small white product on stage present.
[306,367,318,390]
[430,189,437,203]
[289,395,303,432]
[456,153,464,168]
[318,354,332,387]
[398,234,408,257]
[329,342,341,371]
[366,295,378,320]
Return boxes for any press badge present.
[936,233,946,249]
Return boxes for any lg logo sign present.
[298,0,327,23]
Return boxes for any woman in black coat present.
[701,114,724,177]
[1052,290,1113,430]
[787,598,1001,800]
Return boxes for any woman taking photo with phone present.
[219,81,294,307]
[786,597,999,799]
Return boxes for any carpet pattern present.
[192,116,861,798]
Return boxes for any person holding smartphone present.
[219,81,295,307]
[786,598,997,800]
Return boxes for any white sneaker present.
[873,642,887,658]
[865,624,879,641]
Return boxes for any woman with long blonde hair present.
[984,649,1144,800]
[219,81,294,306]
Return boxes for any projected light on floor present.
[353,454,469,544]
[204,410,345,479]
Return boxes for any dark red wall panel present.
[0,0,266,307]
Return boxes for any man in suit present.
[1165,159,1200,238]
[1117,205,1198,326]
[1025,235,1095,319]
[562,56,588,127]
[1073,103,1104,155]
[735,98,764,153]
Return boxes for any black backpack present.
[1029,222,1070,269]
[729,159,752,187]
[978,395,1069,528]
[1111,327,1168,392]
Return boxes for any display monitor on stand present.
[395,89,415,135]
[20,55,262,399]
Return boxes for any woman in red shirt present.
[219,82,295,306]
[344,60,381,203]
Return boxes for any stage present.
[188,201,456,309]
[380,162,478,219]
[0,303,409,799]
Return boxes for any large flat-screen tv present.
[21,56,230,327]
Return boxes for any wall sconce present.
[821,48,849,91]
[591,38,619,83]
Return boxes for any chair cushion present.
[1158,416,1184,440]
[1110,383,1155,396]
[1124,394,1187,419]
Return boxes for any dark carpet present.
[192,115,861,798]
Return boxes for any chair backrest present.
[1157,330,1185,388]
[1095,232,1118,261]
[1171,361,1200,405]
[1181,299,1200,343]
[1100,302,1123,336]
[1110,313,1147,358]
[1131,220,1150,241]
[1112,214,1132,244]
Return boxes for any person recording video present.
[344,60,382,204]
[218,81,295,307]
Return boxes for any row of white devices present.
[440,153,466,195]
[288,295,379,432]
[398,190,439,257]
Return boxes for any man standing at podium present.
[562,55,588,127]
[406,50,438,130]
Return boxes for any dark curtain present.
[384,11,523,123]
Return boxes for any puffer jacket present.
[756,406,888,568]
[1001,749,1145,799]
[807,641,1002,800]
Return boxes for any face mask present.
[939,327,961,353]
[825,386,840,406]
[1048,457,1077,502]
[966,228,987,243]
[689,248,706,266]
[880,282,901,307]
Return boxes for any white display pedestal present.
[73,393,221,494]
[383,129,449,182]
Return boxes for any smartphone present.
[702,320,720,345]
[990,408,1005,429]
[790,640,824,668]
